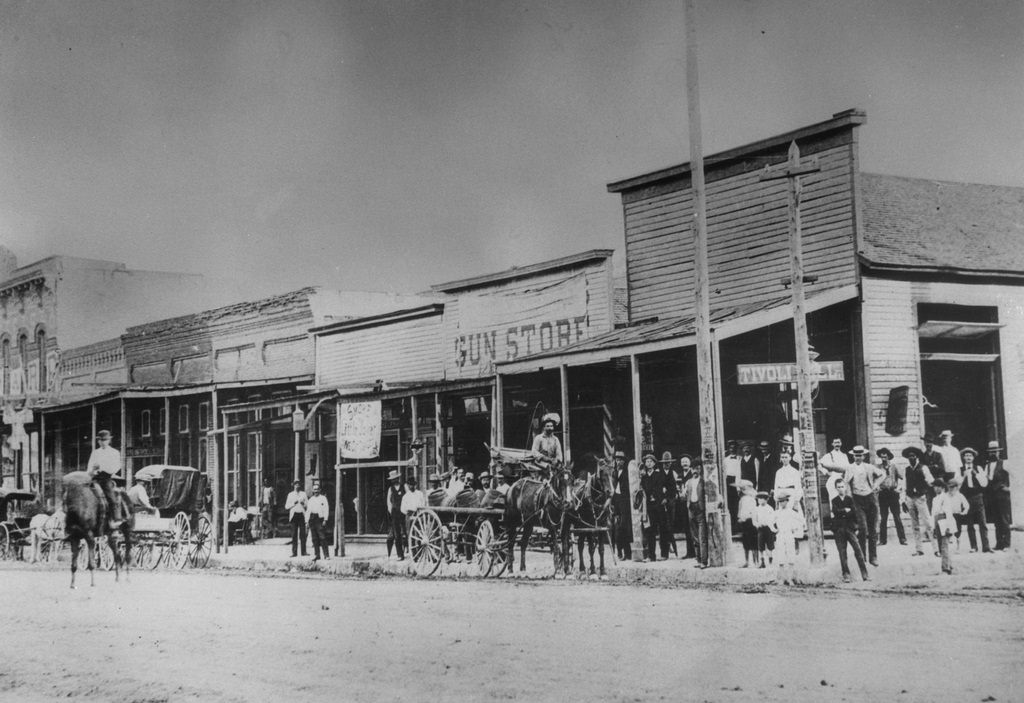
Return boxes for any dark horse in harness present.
[63,471,132,589]
[505,461,574,577]
[567,454,615,579]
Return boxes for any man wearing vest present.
[958,447,991,553]
[901,446,934,556]
[984,440,1012,551]
[875,448,907,547]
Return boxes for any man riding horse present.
[87,429,125,532]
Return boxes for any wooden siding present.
[441,258,614,379]
[316,314,444,388]
[862,277,1024,512]
[624,140,858,323]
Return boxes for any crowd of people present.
[606,429,1012,581]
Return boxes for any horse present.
[62,471,132,589]
[504,460,573,577]
[567,454,615,579]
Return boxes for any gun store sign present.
[737,361,845,386]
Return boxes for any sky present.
[0,0,1021,298]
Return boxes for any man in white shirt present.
[723,440,741,530]
[819,437,849,507]
[446,466,466,498]
[772,450,803,508]
[844,446,886,566]
[87,430,123,531]
[285,480,308,557]
[307,482,331,561]
[401,476,426,542]
[936,430,963,482]
[227,500,249,546]
[127,480,158,516]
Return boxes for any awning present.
[497,283,860,374]
[917,320,1004,339]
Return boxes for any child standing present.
[774,493,804,585]
[736,480,758,567]
[752,491,776,568]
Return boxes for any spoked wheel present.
[473,519,495,578]
[490,526,510,578]
[167,512,191,569]
[135,542,155,569]
[95,540,115,571]
[0,524,11,560]
[409,510,444,578]
[42,515,65,562]
[147,543,164,570]
[189,515,212,568]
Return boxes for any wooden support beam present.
[163,397,171,465]
[629,354,644,561]
[686,0,726,567]
[760,140,826,567]
[560,365,571,464]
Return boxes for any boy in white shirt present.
[752,491,777,568]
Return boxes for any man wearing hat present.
[532,412,564,465]
[660,452,680,557]
[958,447,991,553]
[984,440,1011,550]
[844,446,885,566]
[932,477,969,574]
[385,469,406,560]
[936,430,963,482]
[875,448,907,547]
[902,446,934,555]
[285,480,308,557]
[611,450,633,560]
[86,429,124,531]
[722,441,741,532]
[820,437,850,507]
[307,481,331,561]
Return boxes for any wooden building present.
[498,109,1024,524]
[311,250,615,539]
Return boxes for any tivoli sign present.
[737,361,844,385]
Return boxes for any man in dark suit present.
[831,478,870,583]
[984,440,1012,551]
[642,454,672,560]
[739,443,760,489]
[922,433,946,512]
[611,450,633,560]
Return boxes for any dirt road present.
[0,568,1020,702]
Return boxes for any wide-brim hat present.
[923,433,937,444]
[642,453,657,464]
[945,477,961,487]
[876,447,894,460]
[755,491,770,499]
[939,430,954,439]
[541,412,561,427]
[741,443,753,451]
[850,445,867,456]
[901,446,922,459]
[987,440,1003,452]
[678,453,693,463]
[387,470,401,481]
[758,441,770,449]
[660,451,674,464]
[931,478,947,489]
[780,434,794,446]
[960,447,977,457]
[775,492,791,503]
[737,479,754,491]
[97,430,112,439]
[478,471,491,480]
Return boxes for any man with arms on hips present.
[875,447,906,547]
[87,429,124,531]
[957,447,991,553]
[843,446,885,567]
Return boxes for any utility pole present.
[760,141,826,566]
[684,0,725,566]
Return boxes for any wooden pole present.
[120,397,128,484]
[210,390,220,554]
[163,397,171,464]
[494,373,505,448]
[39,410,46,501]
[685,0,725,567]
[629,354,644,561]
[760,140,825,567]
[559,364,571,464]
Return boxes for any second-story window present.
[140,410,152,438]
[36,328,46,393]
[199,402,210,431]
[159,408,166,436]
[1,337,9,395]
[178,405,189,433]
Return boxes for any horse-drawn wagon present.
[0,488,39,561]
[127,465,213,569]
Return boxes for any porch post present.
[629,354,644,561]
[163,397,171,464]
[560,365,571,464]
[120,397,129,485]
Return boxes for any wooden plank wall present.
[316,313,445,388]
[623,136,858,323]
[442,258,614,380]
[862,276,1024,513]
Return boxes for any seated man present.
[127,479,159,516]
[227,500,249,545]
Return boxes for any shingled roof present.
[860,173,1024,277]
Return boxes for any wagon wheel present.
[95,539,115,571]
[409,510,444,578]
[473,519,495,578]
[43,515,66,562]
[489,525,510,578]
[189,515,213,568]
[166,512,191,569]
[0,524,10,560]
[135,541,155,569]
[146,541,164,570]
